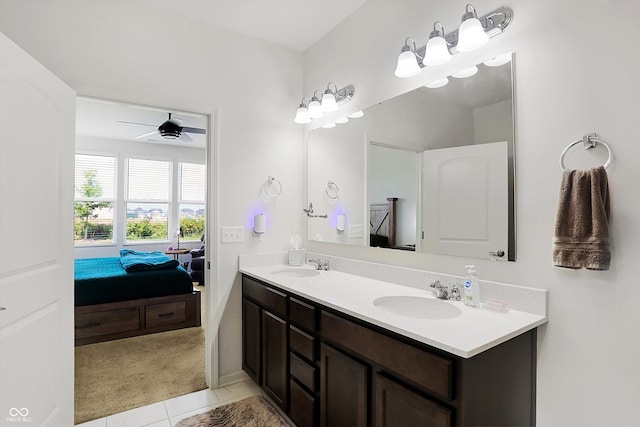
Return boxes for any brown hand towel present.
[553,166,610,270]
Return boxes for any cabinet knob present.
[489,249,505,257]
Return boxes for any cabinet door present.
[262,310,288,411]
[242,298,261,382]
[320,343,368,427]
[374,374,451,427]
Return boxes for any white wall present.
[0,0,304,384]
[304,0,640,424]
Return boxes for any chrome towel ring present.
[325,180,340,199]
[560,133,612,171]
[263,176,282,197]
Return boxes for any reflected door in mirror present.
[422,141,508,260]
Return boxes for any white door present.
[0,33,76,426]
[422,141,508,260]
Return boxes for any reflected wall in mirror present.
[307,52,515,261]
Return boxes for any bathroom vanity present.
[240,259,547,427]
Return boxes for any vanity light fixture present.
[294,84,355,124]
[457,4,490,52]
[348,110,364,118]
[321,122,336,129]
[308,91,324,119]
[394,37,422,78]
[294,97,311,124]
[424,22,451,66]
[321,82,339,112]
[394,4,512,78]
[335,117,349,124]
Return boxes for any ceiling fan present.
[118,112,206,143]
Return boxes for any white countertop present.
[239,263,548,358]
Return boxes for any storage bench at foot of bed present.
[75,290,201,346]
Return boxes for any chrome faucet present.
[308,258,330,271]
[430,280,462,301]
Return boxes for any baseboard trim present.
[218,370,251,387]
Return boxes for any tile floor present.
[75,379,265,427]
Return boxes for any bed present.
[74,251,201,346]
[370,197,415,251]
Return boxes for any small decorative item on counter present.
[463,265,480,307]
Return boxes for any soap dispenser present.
[463,265,480,307]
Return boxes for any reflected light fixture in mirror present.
[451,65,478,78]
[294,84,355,124]
[394,4,513,78]
[425,77,449,89]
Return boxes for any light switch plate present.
[221,226,244,243]
[349,224,364,238]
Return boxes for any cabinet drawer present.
[290,325,316,362]
[290,378,317,427]
[291,297,317,331]
[321,311,453,400]
[291,352,317,392]
[243,276,287,317]
[75,307,140,339]
[146,301,186,328]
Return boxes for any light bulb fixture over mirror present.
[394,5,512,78]
[424,22,451,66]
[294,84,355,124]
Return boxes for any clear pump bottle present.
[463,265,480,307]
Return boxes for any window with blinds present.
[74,154,116,245]
[179,162,206,241]
[126,158,170,242]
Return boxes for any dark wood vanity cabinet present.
[242,274,536,427]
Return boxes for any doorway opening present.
[73,96,212,423]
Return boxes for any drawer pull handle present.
[76,321,100,329]
[158,312,175,317]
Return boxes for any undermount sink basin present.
[270,268,320,278]
[373,295,462,319]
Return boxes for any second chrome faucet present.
[430,280,462,301]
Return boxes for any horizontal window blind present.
[75,154,116,200]
[180,162,205,202]
[127,158,170,200]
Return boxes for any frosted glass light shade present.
[335,117,349,124]
[484,52,512,67]
[321,122,336,128]
[321,91,338,112]
[451,66,478,78]
[394,50,421,78]
[308,99,323,118]
[348,110,364,118]
[425,77,449,89]
[457,17,489,52]
[294,106,311,124]
[424,36,451,66]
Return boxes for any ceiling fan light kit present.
[120,112,206,143]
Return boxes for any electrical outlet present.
[349,224,364,238]
[221,226,244,243]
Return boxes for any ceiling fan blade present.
[178,132,194,143]
[182,126,206,134]
[117,120,157,127]
[134,130,160,140]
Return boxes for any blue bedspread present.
[74,257,192,306]
[119,249,179,272]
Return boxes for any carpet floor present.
[175,396,289,427]
[75,285,206,425]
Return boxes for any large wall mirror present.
[307,52,516,261]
